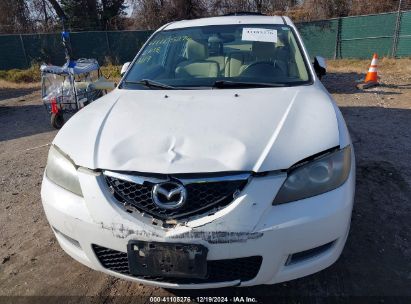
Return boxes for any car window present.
[122,24,311,89]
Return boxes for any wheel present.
[51,113,64,129]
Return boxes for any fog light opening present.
[285,240,336,266]
[53,227,81,249]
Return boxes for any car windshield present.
[121,24,311,89]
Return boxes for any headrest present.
[186,39,207,60]
[252,41,276,59]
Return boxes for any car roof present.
[162,15,293,31]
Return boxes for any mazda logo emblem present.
[152,181,187,210]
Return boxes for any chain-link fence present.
[0,30,153,70]
[297,0,411,59]
[1,2,411,70]
[297,12,399,59]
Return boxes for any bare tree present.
[27,0,57,31]
[0,0,403,33]
[131,0,207,29]
[47,0,67,20]
[101,0,128,30]
[209,0,262,15]
[349,0,398,16]
[0,0,33,33]
[284,0,399,22]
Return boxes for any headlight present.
[46,145,83,196]
[273,146,351,204]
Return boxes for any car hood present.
[54,85,340,173]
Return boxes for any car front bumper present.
[41,158,355,289]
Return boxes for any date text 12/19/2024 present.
[149,296,258,303]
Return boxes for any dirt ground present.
[0,65,410,303]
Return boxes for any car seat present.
[175,39,219,78]
[239,41,287,78]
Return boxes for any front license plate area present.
[127,241,208,278]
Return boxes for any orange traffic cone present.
[357,53,380,89]
[364,53,379,83]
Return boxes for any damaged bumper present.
[41,163,355,289]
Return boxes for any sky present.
[124,0,134,17]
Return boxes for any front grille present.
[92,244,262,284]
[104,172,249,220]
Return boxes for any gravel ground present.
[0,71,410,303]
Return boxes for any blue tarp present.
[40,59,99,75]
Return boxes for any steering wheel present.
[240,61,286,78]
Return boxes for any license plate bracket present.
[127,241,208,278]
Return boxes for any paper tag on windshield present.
[242,28,277,43]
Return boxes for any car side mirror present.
[120,62,131,77]
[313,56,327,80]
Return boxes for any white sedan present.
[41,14,355,289]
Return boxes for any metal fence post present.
[334,18,342,59]
[105,31,112,63]
[19,34,29,68]
[392,0,403,58]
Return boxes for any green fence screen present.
[0,35,28,69]
[340,13,397,58]
[296,19,339,58]
[397,11,411,57]
[298,11,410,59]
[0,30,153,70]
[0,10,411,70]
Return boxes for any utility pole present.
[46,0,74,62]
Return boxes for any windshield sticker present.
[242,28,278,43]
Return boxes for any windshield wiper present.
[212,80,286,89]
[124,79,177,90]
